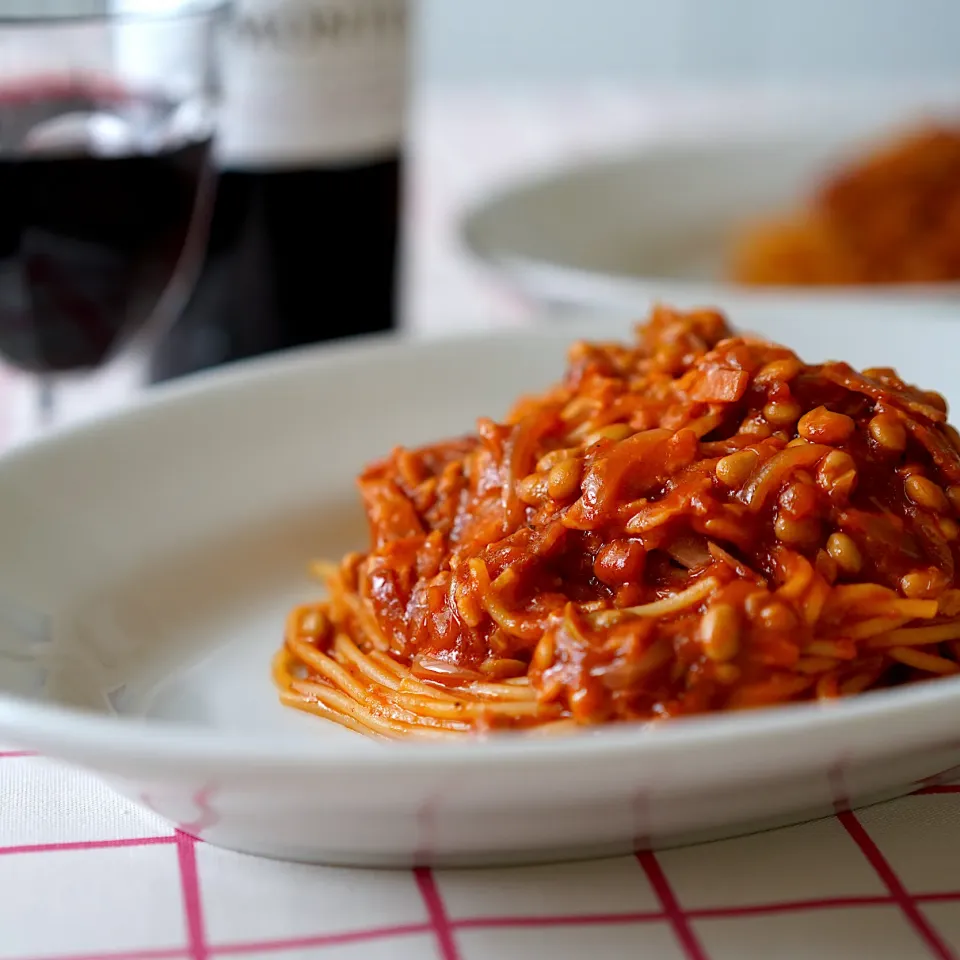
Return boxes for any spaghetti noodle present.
[274,305,960,739]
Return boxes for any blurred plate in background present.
[462,93,960,313]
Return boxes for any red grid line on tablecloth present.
[439,892,960,931]
[0,835,176,856]
[837,809,955,959]
[212,924,433,956]
[636,850,709,960]
[415,867,462,960]
[11,928,440,960]
[918,784,960,795]
[13,950,187,960]
[176,833,210,960]
[0,749,38,758]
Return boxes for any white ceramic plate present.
[463,103,960,313]
[4,301,960,868]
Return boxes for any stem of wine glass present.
[36,376,56,431]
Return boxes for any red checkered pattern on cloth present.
[5,88,960,960]
[3,752,960,960]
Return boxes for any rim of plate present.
[466,246,960,309]
[2,321,960,770]
[461,134,960,308]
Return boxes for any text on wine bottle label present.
[218,0,409,168]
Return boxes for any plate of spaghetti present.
[463,91,960,313]
[3,300,960,866]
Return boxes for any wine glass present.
[0,1,222,428]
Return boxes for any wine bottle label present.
[218,0,409,169]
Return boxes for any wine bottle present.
[148,0,409,382]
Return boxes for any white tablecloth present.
[3,87,960,960]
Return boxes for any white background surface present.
[419,0,960,84]
[14,0,960,86]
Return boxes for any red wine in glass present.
[0,81,212,377]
